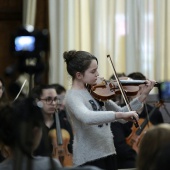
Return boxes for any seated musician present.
[31,84,73,167]
[110,72,163,169]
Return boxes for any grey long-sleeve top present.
[65,88,143,166]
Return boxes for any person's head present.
[31,84,58,115]
[127,72,146,80]
[109,73,126,80]
[0,97,44,158]
[0,78,8,102]
[63,50,99,85]
[51,83,66,95]
[136,123,170,170]
[50,83,66,110]
[127,72,147,101]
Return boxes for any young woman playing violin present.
[63,50,156,170]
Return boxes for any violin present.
[48,128,73,167]
[89,54,158,128]
[126,118,153,153]
[88,76,152,102]
[48,111,73,167]
[126,102,163,153]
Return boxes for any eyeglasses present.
[40,96,58,105]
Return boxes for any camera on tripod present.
[10,25,49,74]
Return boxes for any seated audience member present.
[136,123,170,170]
[0,97,61,170]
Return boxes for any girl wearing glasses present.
[31,85,58,157]
[31,84,73,167]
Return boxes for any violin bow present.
[107,55,139,128]
[13,79,27,102]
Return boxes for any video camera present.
[10,25,49,74]
[11,25,48,57]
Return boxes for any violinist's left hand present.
[137,79,156,102]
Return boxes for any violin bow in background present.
[13,79,27,102]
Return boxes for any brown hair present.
[127,72,146,80]
[136,123,170,170]
[63,50,98,79]
[0,97,44,157]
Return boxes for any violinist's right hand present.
[115,111,139,122]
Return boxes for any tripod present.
[146,93,170,122]
[28,73,35,96]
[158,100,170,122]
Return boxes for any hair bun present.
[63,50,77,63]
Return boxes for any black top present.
[34,110,73,156]
[111,103,164,169]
